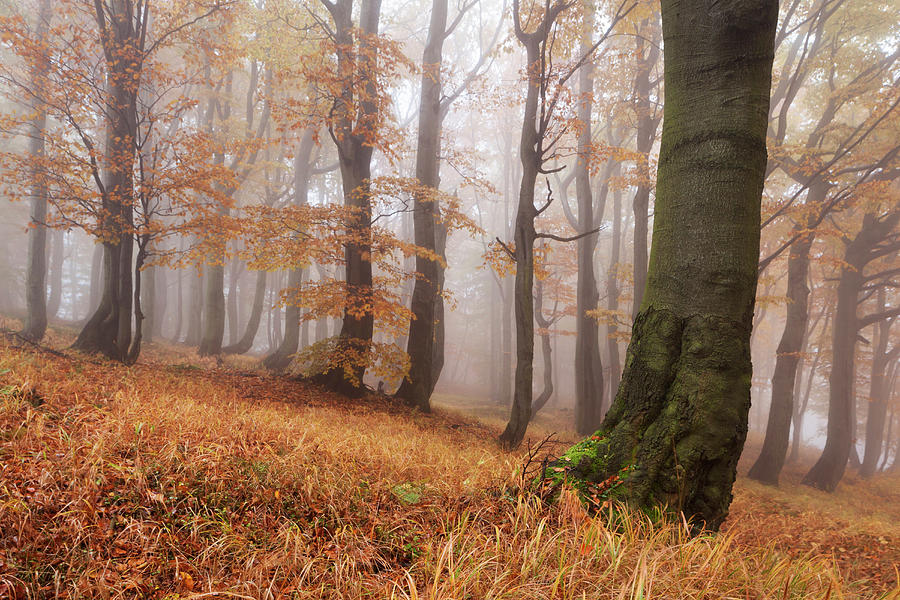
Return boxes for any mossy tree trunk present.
[630,17,661,319]
[550,0,777,531]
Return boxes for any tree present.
[571,0,604,435]
[748,0,899,483]
[19,0,53,341]
[314,0,383,395]
[263,127,316,371]
[803,210,900,490]
[547,0,778,531]
[396,0,498,411]
[498,0,632,449]
[861,290,900,478]
[395,0,457,410]
[1,0,232,361]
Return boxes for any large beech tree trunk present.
[550,0,777,531]
[630,20,660,318]
[396,0,449,410]
[21,0,53,341]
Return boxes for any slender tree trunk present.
[861,291,895,477]
[551,0,777,531]
[170,267,183,343]
[573,4,604,435]
[153,266,167,339]
[47,229,64,319]
[314,263,330,343]
[199,260,226,356]
[126,238,149,363]
[185,268,204,345]
[223,269,267,354]
[316,0,381,396]
[21,0,52,341]
[264,129,315,370]
[531,275,554,418]
[490,276,501,402]
[226,255,242,345]
[606,183,623,401]
[430,220,448,395]
[749,224,814,484]
[499,1,571,448]
[396,0,449,410]
[142,264,155,343]
[500,276,513,405]
[790,315,825,463]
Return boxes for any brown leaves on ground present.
[0,324,898,599]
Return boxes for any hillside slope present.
[0,324,898,599]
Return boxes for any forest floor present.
[0,318,898,599]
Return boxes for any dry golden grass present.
[0,321,897,599]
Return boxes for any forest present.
[0,0,898,597]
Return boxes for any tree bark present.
[499,0,571,449]
[47,229,64,319]
[74,0,145,361]
[315,0,382,396]
[860,292,896,478]
[223,269,267,354]
[531,274,555,417]
[226,255,242,345]
[803,212,900,491]
[606,182,623,401]
[630,18,661,318]
[430,220,448,395]
[184,266,204,346]
[198,71,233,357]
[142,264,156,343]
[573,3,604,435]
[263,128,316,371]
[396,0,449,411]
[550,0,777,531]
[20,0,53,341]
[748,220,814,484]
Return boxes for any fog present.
[0,0,898,480]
